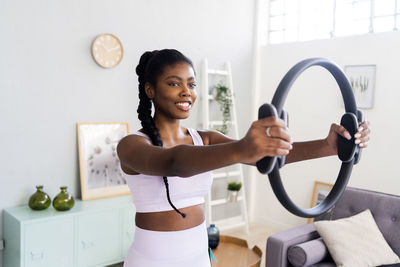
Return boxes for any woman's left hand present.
[325,121,371,155]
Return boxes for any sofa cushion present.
[332,187,400,256]
[314,209,400,267]
[287,237,330,267]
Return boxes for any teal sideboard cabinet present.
[3,195,135,267]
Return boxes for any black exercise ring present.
[256,58,363,218]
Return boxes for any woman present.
[117,49,370,267]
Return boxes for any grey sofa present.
[266,187,400,267]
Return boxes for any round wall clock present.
[91,33,123,68]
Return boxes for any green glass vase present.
[53,186,75,211]
[29,185,51,210]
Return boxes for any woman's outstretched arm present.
[286,121,370,164]
[117,117,292,177]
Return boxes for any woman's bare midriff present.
[135,204,205,231]
[120,150,206,232]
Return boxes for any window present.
[268,0,400,44]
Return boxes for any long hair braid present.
[135,49,194,218]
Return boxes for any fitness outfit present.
[123,128,213,267]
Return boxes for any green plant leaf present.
[214,82,232,135]
[227,181,242,191]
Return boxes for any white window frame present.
[268,0,400,44]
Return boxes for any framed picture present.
[77,122,130,200]
[307,181,334,223]
[344,65,376,109]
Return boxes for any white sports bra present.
[123,128,214,213]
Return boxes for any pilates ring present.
[256,58,364,218]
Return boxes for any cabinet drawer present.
[77,209,120,267]
[24,217,74,267]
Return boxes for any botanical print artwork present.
[350,75,369,96]
[345,65,376,109]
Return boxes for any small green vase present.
[29,185,51,210]
[53,186,75,211]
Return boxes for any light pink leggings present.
[123,220,211,267]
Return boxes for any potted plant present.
[214,82,232,135]
[227,181,242,202]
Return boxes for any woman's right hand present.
[237,117,293,165]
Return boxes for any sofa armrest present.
[266,223,320,267]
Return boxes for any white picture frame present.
[344,65,376,109]
[77,122,130,200]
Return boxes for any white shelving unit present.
[201,58,249,233]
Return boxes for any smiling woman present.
[117,49,218,267]
[115,49,371,267]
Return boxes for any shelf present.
[208,94,233,101]
[210,196,243,206]
[209,120,235,126]
[212,170,241,179]
[207,69,229,76]
[202,58,249,234]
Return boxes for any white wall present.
[0,0,256,264]
[252,31,400,229]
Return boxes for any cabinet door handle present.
[30,251,44,261]
[81,241,94,250]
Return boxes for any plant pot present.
[227,190,239,202]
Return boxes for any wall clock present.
[91,33,123,68]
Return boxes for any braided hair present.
[136,49,194,218]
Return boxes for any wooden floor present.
[107,221,282,267]
[219,222,283,267]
